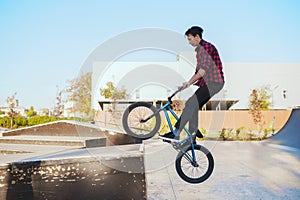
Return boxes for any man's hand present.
[179,82,190,91]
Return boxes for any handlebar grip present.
[168,88,181,102]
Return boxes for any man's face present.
[186,34,200,47]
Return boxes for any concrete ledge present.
[0,144,146,200]
[0,136,107,148]
[2,120,107,137]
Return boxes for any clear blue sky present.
[0,0,299,110]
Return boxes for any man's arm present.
[180,68,206,90]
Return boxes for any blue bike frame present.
[156,101,197,162]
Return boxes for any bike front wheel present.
[175,145,214,184]
[122,102,161,139]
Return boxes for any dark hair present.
[185,26,204,39]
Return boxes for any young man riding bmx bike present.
[160,26,225,142]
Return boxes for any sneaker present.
[159,132,179,142]
[196,129,204,138]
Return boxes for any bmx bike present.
[122,89,214,184]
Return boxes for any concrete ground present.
[0,138,300,199]
[144,139,300,200]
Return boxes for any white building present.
[0,98,26,117]
[92,52,300,110]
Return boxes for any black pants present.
[175,83,224,133]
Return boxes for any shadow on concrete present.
[6,161,41,199]
[1,157,146,200]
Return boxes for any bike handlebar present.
[167,88,182,103]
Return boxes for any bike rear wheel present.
[175,145,214,184]
[122,102,161,139]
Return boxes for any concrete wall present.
[0,151,146,199]
[95,110,292,131]
[197,110,291,130]
[2,121,106,137]
[2,121,139,146]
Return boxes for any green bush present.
[220,128,235,140]
[0,116,10,128]
[0,114,90,129]
[13,116,27,128]
[219,128,226,140]
[218,127,273,141]
[27,115,58,126]
[237,127,252,140]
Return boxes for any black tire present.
[122,102,161,139]
[175,145,214,184]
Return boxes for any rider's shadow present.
[5,161,41,200]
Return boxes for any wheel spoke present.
[176,146,213,183]
[123,103,160,139]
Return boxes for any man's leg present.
[190,83,224,135]
[187,87,212,138]
[160,83,223,140]
[175,86,211,134]
[188,109,199,133]
[160,90,202,140]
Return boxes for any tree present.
[41,108,50,116]
[25,106,37,117]
[65,72,93,119]
[53,89,64,118]
[5,92,19,128]
[248,85,272,130]
[100,82,115,99]
[100,82,128,100]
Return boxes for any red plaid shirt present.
[194,39,225,87]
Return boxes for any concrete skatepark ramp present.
[269,108,300,149]
[0,145,146,200]
[0,121,145,199]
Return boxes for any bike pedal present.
[158,135,179,143]
[162,139,171,144]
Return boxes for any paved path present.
[144,139,300,200]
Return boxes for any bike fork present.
[189,143,199,167]
[182,140,199,167]
[173,138,198,167]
